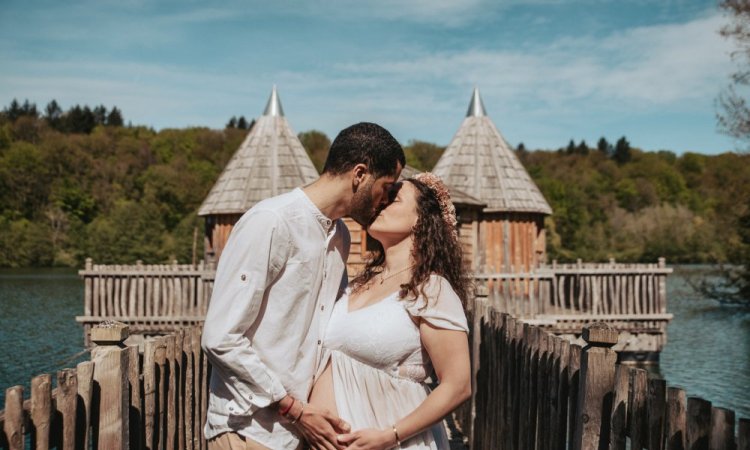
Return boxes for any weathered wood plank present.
[666,387,687,450]
[3,386,24,450]
[573,324,618,450]
[708,407,734,450]
[629,368,648,450]
[57,368,78,450]
[127,345,142,450]
[686,397,711,450]
[77,361,95,450]
[738,419,749,450]
[609,365,629,450]
[31,374,53,450]
[647,378,667,450]
[92,344,130,450]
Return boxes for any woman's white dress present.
[322,275,468,449]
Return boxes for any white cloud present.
[331,11,732,110]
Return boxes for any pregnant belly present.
[308,359,339,417]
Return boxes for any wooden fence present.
[2,308,748,449]
[458,298,750,450]
[0,322,210,450]
[77,259,215,344]
[477,258,671,318]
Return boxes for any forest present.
[1,99,749,268]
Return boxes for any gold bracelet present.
[290,402,305,424]
[392,424,401,447]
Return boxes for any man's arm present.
[201,209,290,414]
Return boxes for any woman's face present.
[367,181,419,244]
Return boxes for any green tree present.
[237,116,249,129]
[106,107,124,127]
[403,140,445,171]
[613,136,631,164]
[597,137,612,156]
[226,116,237,128]
[717,0,750,144]
[45,100,63,130]
[298,130,331,173]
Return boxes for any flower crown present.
[412,172,458,240]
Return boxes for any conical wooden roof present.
[198,87,319,216]
[432,88,552,215]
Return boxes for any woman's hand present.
[336,428,396,450]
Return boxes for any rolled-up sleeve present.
[201,209,290,415]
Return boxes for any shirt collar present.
[295,188,334,231]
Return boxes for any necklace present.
[378,264,414,285]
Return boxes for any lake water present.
[0,267,748,418]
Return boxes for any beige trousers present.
[207,432,271,450]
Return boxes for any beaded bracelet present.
[392,424,401,447]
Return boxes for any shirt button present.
[240,274,246,281]
[320,305,325,311]
[317,340,322,345]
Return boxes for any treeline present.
[0,106,748,267]
[3,98,124,135]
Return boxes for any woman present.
[308,172,472,450]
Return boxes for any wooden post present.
[573,323,618,450]
[91,321,130,450]
[666,387,687,450]
[609,365,629,450]
[31,374,53,450]
[686,397,711,450]
[3,386,24,450]
[738,419,749,450]
[127,345,142,450]
[629,368,648,450]
[709,407,735,450]
[648,378,667,450]
[77,361,95,450]
[57,368,78,450]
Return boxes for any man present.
[202,122,405,450]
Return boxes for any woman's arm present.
[337,321,471,449]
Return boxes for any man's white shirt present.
[202,188,350,449]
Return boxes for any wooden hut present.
[197,86,318,264]
[433,88,553,272]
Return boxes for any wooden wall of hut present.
[343,218,367,276]
[203,214,241,265]
[478,212,546,273]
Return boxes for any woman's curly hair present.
[350,177,472,306]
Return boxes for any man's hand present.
[294,403,351,450]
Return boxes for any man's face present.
[349,163,402,226]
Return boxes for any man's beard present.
[349,179,377,226]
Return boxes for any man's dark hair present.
[323,122,405,178]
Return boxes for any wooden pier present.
[76,258,672,359]
[3,300,747,450]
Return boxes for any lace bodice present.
[323,275,468,383]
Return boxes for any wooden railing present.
[457,298,750,450]
[477,258,671,318]
[76,259,215,344]
[0,322,209,450]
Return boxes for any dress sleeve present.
[405,274,468,332]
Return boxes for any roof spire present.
[263,85,285,117]
[466,86,487,117]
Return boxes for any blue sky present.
[0,0,738,154]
